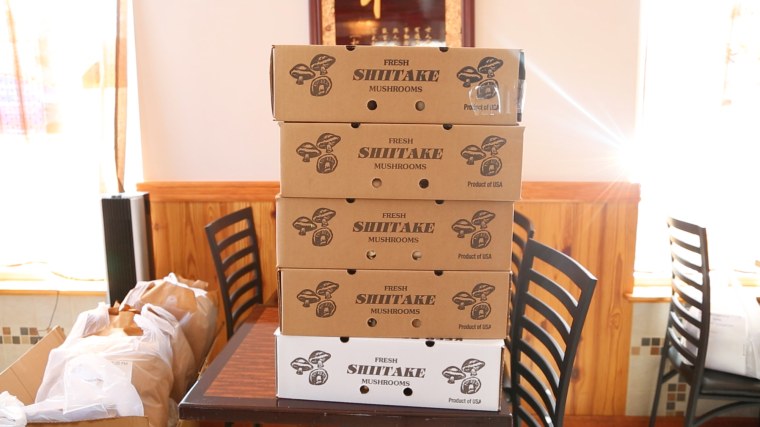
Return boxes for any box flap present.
[270,45,275,117]
[0,326,65,405]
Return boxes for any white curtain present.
[0,0,131,280]
[635,0,760,276]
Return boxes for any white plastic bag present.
[35,304,175,427]
[25,353,143,423]
[123,273,218,371]
[0,391,26,427]
[138,304,197,401]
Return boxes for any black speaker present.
[101,192,155,305]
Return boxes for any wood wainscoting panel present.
[138,180,639,418]
[516,181,639,416]
[136,182,279,314]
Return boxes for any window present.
[0,1,137,283]
[634,0,760,282]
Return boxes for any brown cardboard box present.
[278,268,510,339]
[276,196,513,271]
[280,122,524,201]
[0,326,149,427]
[271,45,524,125]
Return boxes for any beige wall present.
[133,0,641,182]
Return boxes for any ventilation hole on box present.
[340,336,349,343]
[443,124,453,130]
[435,200,444,205]
[372,178,382,188]
[425,340,435,347]
[439,47,449,53]
[419,179,429,189]
[403,387,414,396]
[367,318,377,327]
[346,45,356,51]
[360,385,369,394]
[434,270,443,276]
[415,101,425,111]
[367,250,377,260]
[351,122,360,128]
[346,198,355,203]
[347,269,356,275]
[367,100,378,110]
[412,319,421,328]
[412,251,422,260]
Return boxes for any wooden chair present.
[649,217,760,426]
[510,238,597,427]
[205,206,264,340]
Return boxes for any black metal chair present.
[649,217,760,426]
[205,206,264,340]
[205,207,264,427]
[510,238,597,427]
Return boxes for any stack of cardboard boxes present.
[270,45,524,411]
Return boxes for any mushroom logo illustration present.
[292,208,336,247]
[296,281,339,318]
[290,350,332,386]
[442,358,485,395]
[296,133,342,174]
[289,54,336,97]
[460,135,507,177]
[456,56,504,100]
[451,210,495,249]
[451,283,495,320]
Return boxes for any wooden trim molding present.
[521,181,640,202]
[137,181,640,203]
[136,181,280,202]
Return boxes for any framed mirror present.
[309,0,474,47]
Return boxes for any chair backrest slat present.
[522,314,566,373]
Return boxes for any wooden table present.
[179,305,513,426]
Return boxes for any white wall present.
[476,0,641,181]
[133,1,640,182]
[133,1,310,181]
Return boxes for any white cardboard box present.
[275,329,504,411]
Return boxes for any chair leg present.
[683,386,700,427]
[649,344,671,427]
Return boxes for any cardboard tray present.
[0,326,150,427]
